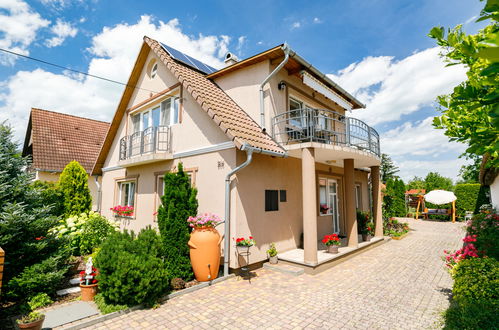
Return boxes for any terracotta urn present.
[80,283,98,301]
[188,227,222,282]
[17,315,45,330]
[327,245,339,254]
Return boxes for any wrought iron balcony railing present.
[271,108,380,157]
[119,126,171,160]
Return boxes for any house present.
[22,108,110,211]
[92,36,383,274]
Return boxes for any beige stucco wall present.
[35,170,101,212]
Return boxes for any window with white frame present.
[131,96,180,132]
[355,183,362,210]
[118,181,135,206]
[319,177,340,233]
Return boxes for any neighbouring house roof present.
[405,189,426,195]
[23,108,110,174]
[92,36,286,175]
[206,44,365,110]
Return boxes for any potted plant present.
[235,236,256,253]
[79,257,98,301]
[362,221,375,241]
[322,234,341,253]
[187,213,223,282]
[267,243,278,264]
[17,293,53,330]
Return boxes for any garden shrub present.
[29,181,65,217]
[157,163,198,281]
[466,210,499,259]
[28,293,53,310]
[51,212,119,256]
[7,256,68,300]
[94,294,128,314]
[382,178,406,218]
[95,228,169,306]
[383,218,409,237]
[58,161,92,217]
[452,257,499,305]
[454,184,490,218]
[443,298,498,330]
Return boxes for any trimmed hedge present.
[452,257,499,304]
[454,184,490,218]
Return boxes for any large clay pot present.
[18,315,45,330]
[327,245,339,254]
[80,283,98,301]
[188,227,222,282]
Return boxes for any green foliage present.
[267,243,278,257]
[94,228,169,307]
[157,163,198,280]
[29,181,65,216]
[406,176,425,190]
[452,257,498,305]
[423,172,454,192]
[383,218,409,237]
[380,153,399,183]
[51,212,119,256]
[457,155,482,183]
[58,161,92,217]
[454,184,490,217]
[467,210,499,259]
[383,177,406,218]
[94,293,128,314]
[17,312,44,325]
[7,256,68,300]
[28,293,53,310]
[442,298,498,330]
[356,210,372,234]
[429,1,499,167]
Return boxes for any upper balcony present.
[118,126,172,166]
[271,108,380,157]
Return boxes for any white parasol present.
[424,190,457,205]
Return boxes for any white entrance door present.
[328,179,340,233]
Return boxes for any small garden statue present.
[79,257,98,301]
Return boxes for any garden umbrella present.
[424,190,457,205]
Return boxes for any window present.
[131,96,180,132]
[151,63,158,78]
[319,177,340,232]
[280,190,287,202]
[289,98,305,128]
[355,184,362,210]
[118,181,135,206]
[265,190,279,211]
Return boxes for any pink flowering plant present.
[443,235,482,272]
[110,205,134,217]
[187,213,223,228]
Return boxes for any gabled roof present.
[23,108,110,173]
[92,36,285,175]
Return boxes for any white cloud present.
[313,17,322,24]
[0,15,236,143]
[291,21,301,30]
[395,158,468,182]
[381,116,466,157]
[45,19,78,47]
[0,0,50,65]
[329,47,467,125]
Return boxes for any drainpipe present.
[223,144,287,276]
[94,175,102,213]
[259,44,291,132]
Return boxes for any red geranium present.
[322,234,341,246]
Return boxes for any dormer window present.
[151,63,158,79]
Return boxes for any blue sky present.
[0,0,485,181]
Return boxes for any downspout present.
[94,175,102,213]
[223,143,287,277]
[259,44,291,132]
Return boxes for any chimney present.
[224,52,239,66]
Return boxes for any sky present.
[0,0,486,182]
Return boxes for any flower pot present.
[269,255,278,264]
[18,315,45,330]
[362,234,372,242]
[80,283,98,301]
[188,227,222,282]
[327,245,339,254]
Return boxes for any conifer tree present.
[157,163,198,280]
[58,160,92,217]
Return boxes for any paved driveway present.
[87,219,464,329]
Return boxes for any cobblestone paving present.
[85,219,464,330]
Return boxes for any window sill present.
[114,215,135,220]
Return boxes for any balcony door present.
[319,177,340,234]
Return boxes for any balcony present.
[272,108,380,157]
[119,126,172,166]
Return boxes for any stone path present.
[85,219,464,330]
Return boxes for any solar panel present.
[160,43,218,75]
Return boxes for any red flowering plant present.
[322,234,341,246]
[442,234,483,273]
[110,205,134,217]
[234,236,255,247]
[187,213,223,229]
[79,267,98,285]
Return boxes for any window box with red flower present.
[110,205,134,218]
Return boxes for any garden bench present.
[423,208,451,219]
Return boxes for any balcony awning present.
[301,71,353,111]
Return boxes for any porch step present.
[56,286,80,296]
[69,277,80,285]
[263,262,304,276]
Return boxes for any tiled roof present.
[405,189,426,195]
[26,108,110,173]
[144,36,285,154]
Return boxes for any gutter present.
[223,144,287,276]
[94,175,102,213]
[259,44,290,132]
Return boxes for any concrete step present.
[56,286,80,296]
[69,278,80,285]
[263,261,304,276]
